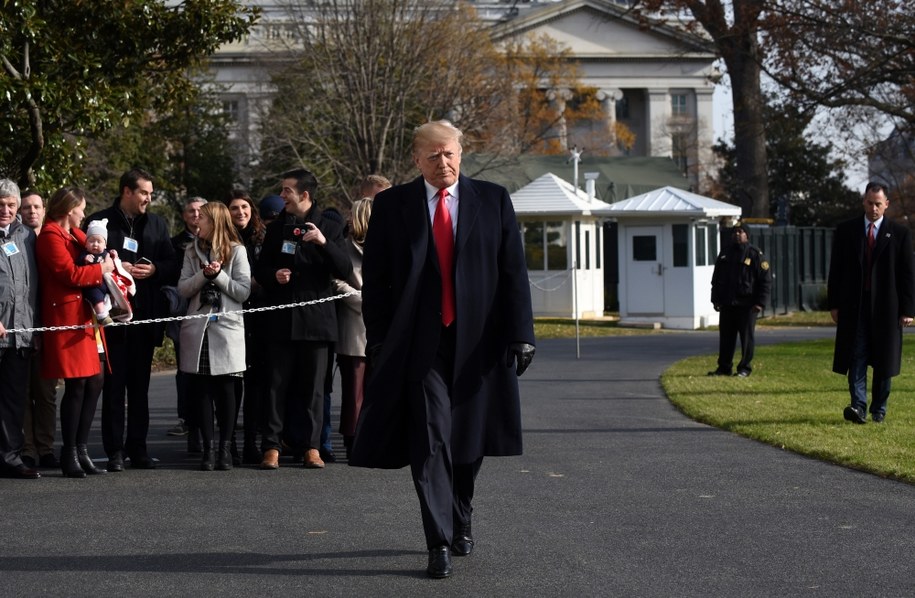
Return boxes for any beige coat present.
[177,240,251,375]
[332,238,365,357]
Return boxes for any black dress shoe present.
[319,448,337,464]
[872,412,885,423]
[242,445,262,465]
[707,369,731,376]
[21,455,36,468]
[39,453,60,468]
[129,455,157,469]
[426,546,453,579]
[452,524,474,557]
[1,464,41,479]
[107,454,125,473]
[843,405,867,424]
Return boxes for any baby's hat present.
[86,219,108,241]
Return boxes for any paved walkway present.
[3,328,914,597]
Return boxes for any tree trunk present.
[724,49,769,219]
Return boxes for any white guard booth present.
[607,186,742,329]
[511,172,614,318]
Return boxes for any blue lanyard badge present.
[122,236,139,253]
[281,240,296,255]
[2,241,19,257]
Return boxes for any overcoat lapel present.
[455,175,480,259]
[873,222,893,260]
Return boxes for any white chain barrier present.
[528,268,573,293]
[4,291,360,335]
[10,272,574,334]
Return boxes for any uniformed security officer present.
[709,224,772,377]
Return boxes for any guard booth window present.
[672,224,688,267]
[522,221,568,271]
[632,236,656,261]
[694,224,718,266]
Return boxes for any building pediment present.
[489,0,716,60]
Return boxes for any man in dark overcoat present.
[828,181,915,424]
[349,120,535,579]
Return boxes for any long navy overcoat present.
[350,175,535,468]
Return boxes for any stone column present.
[547,87,573,151]
[595,88,623,147]
[646,88,670,157]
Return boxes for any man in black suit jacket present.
[86,168,176,471]
[253,168,352,470]
[350,120,535,579]
[828,181,915,424]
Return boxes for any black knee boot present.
[60,446,86,479]
[216,441,233,471]
[243,430,262,465]
[200,442,215,471]
[230,436,241,467]
[76,445,105,475]
[187,426,203,455]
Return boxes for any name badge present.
[2,241,19,257]
[123,237,139,253]
[281,240,296,255]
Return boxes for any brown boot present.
[259,448,279,470]
[303,448,325,469]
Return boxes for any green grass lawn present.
[533,317,667,338]
[662,336,915,483]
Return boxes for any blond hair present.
[350,197,373,245]
[412,120,463,153]
[200,202,241,264]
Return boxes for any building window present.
[595,225,602,269]
[222,100,239,123]
[694,224,718,266]
[575,221,581,269]
[523,222,544,271]
[671,93,688,116]
[695,226,707,266]
[672,131,689,174]
[672,224,688,267]
[546,221,567,270]
[632,235,657,261]
[706,224,718,262]
[523,221,568,271]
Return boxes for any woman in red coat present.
[37,187,115,478]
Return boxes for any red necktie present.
[433,188,455,326]
[866,222,875,290]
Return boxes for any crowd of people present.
[1,121,538,579]
[0,166,384,479]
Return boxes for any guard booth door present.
[625,226,664,314]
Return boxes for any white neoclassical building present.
[205,0,720,187]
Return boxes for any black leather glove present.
[506,342,535,376]
[366,344,382,367]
